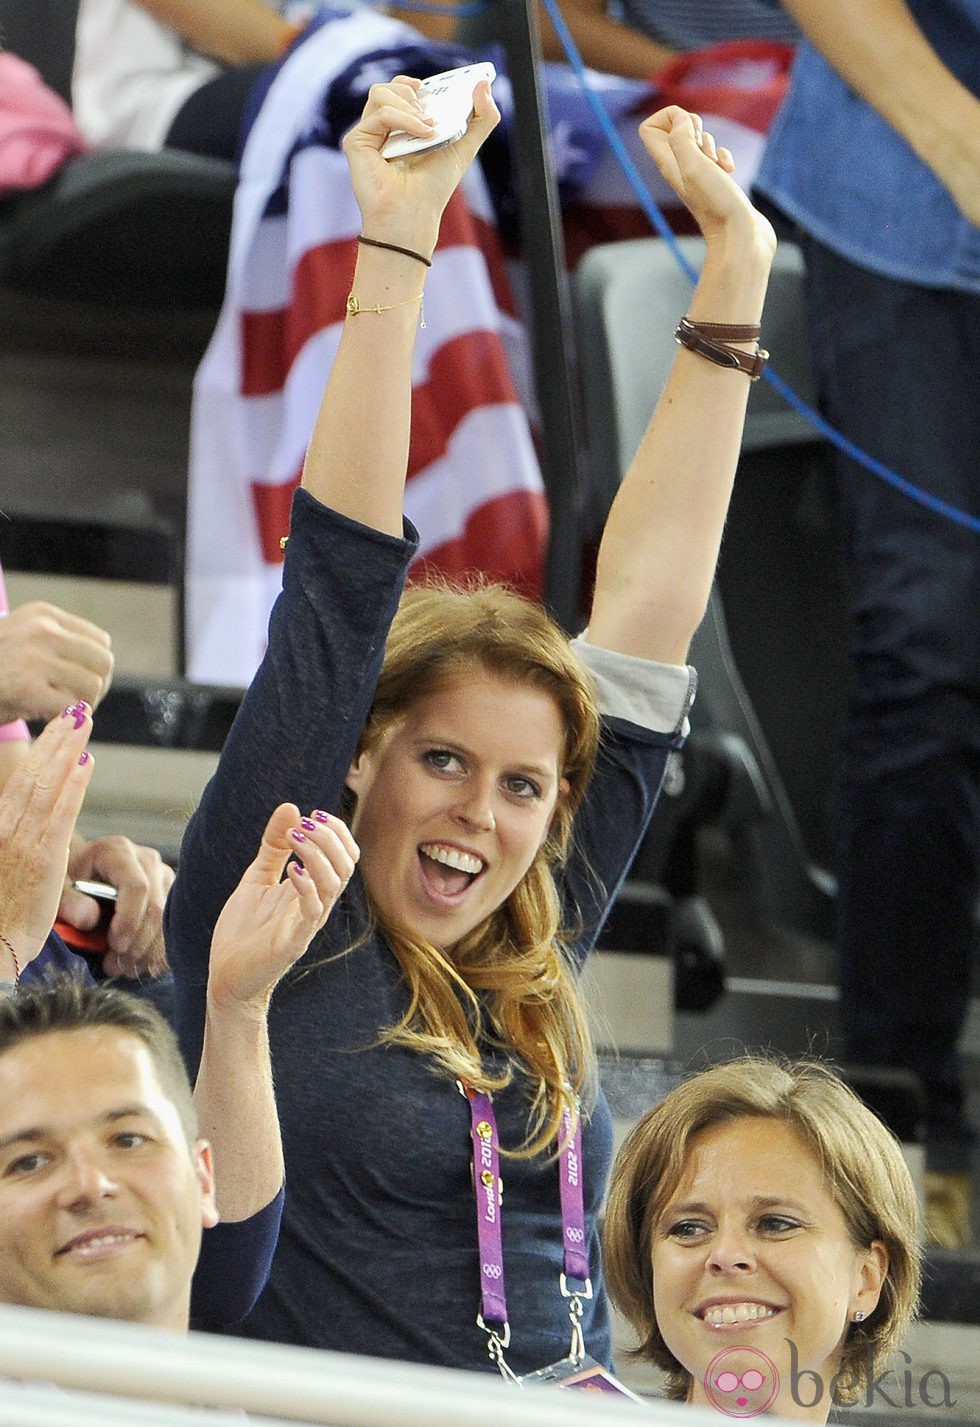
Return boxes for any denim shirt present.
[616,0,798,49]
[755,0,980,292]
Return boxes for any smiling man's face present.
[0,1026,217,1329]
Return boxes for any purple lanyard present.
[557,1104,591,1286]
[461,1083,592,1369]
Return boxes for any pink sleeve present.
[0,560,30,744]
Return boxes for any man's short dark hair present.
[0,978,198,1141]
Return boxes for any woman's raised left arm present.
[194,804,358,1219]
[586,107,776,665]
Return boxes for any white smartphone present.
[70,879,118,950]
[72,879,118,903]
[380,62,496,162]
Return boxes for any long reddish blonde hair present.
[345,577,601,1155]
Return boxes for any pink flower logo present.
[704,1346,780,1417]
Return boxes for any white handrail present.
[0,1380,292,1427]
[0,1306,721,1427]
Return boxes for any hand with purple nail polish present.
[193,803,355,1228]
[0,705,95,983]
[207,802,359,1016]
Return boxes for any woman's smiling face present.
[651,1116,887,1421]
[345,670,568,952]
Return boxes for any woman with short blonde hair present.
[604,1056,922,1415]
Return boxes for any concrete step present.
[675,974,980,1084]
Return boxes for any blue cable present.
[386,0,978,533]
[526,0,980,536]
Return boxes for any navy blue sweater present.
[167,490,687,1372]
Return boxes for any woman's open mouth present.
[418,842,486,899]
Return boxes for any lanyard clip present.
[478,1314,521,1385]
[566,1288,586,1365]
[560,1273,592,1366]
[559,1272,593,1301]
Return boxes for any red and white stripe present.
[185,12,545,686]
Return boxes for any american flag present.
[184,12,789,686]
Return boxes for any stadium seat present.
[0,0,237,308]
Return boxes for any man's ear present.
[194,1140,220,1229]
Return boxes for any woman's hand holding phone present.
[342,69,500,260]
[379,63,497,160]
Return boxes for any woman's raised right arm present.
[298,77,500,536]
[168,79,499,1067]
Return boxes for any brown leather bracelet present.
[674,318,768,381]
[678,317,761,342]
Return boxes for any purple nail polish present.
[313,810,330,824]
[301,817,317,833]
[291,828,307,844]
[292,862,305,876]
[78,751,90,766]
[62,702,80,720]
[73,708,87,729]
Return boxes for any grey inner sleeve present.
[571,634,696,736]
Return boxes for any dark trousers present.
[165,64,269,163]
[801,235,980,1171]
